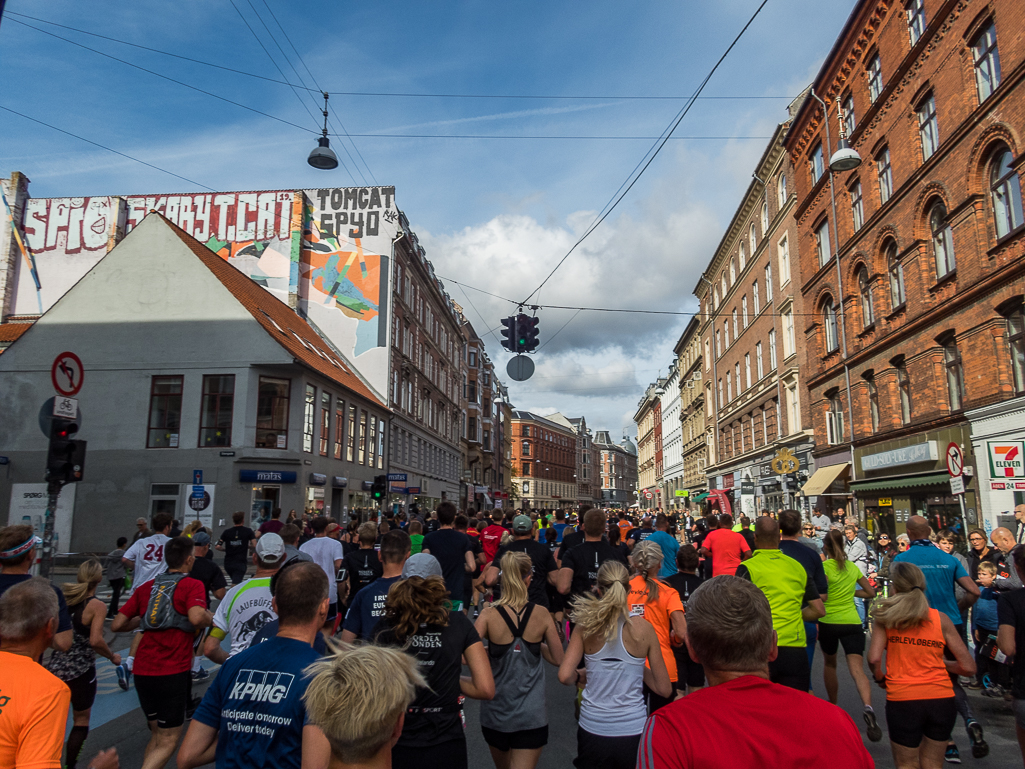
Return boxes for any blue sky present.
[0,0,855,435]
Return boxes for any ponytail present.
[495,551,531,609]
[569,560,630,642]
[872,561,931,631]
[823,529,847,568]
[630,540,663,603]
[61,559,103,607]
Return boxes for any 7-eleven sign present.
[988,441,1025,478]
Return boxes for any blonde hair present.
[183,520,202,538]
[872,561,931,631]
[977,561,998,575]
[569,560,630,642]
[304,644,425,764]
[495,551,531,609]
[630,540,663,603]
[358,522,379,545]
[61,559,103,607]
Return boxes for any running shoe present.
[191,667,210,681]
[115,662,131,691]
[964,679,983,690]
[944,744,961,764]
[966,720,988,759]
[863,709,882,742]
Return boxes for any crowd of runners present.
[3,502,1025,768]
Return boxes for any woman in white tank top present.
[559,560,671,769]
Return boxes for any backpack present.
[142,572,195,632]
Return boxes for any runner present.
[778,510,828,672]
[868,561,976,769]
[664,545,705,694]
[558,560,670,769]
[996,543,1025,768]
[408,520,425,554]
[699,513,751,577]
[421,502,476,610]
[557,509,629,605]
[278,524,313,564]
[551,509,570,545]
[628,541,686,713]
[48,561,122,769]
[121,512,172,594]
[485,515,559,610]
[819,530,881,742]
[104,537,127,618]
[300,517,347,629]
[480,511,509,565]
[374,554,494,769]
[341,522,383,612]
[0,524,73,653]
[215,511,256,586]
[647,514,679,579]
[476,552,564,769]
[339,529,411,642]
[734,517,823,691]
[112,536,212,769]
[637,576,873,769]
[203,534,283,664]
[626,516,655,552]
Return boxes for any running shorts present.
[392,737,467,769]
[575,727,641,769]
[66,667,98,712]
[481,725,549,751]
[768,645,811,692]
[817,622,866,656]
[673,644,705,689]
[135,671,190,729]
[885,697,957,748]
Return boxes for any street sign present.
[643,490,654,500]
[193,470,203,485]
[38,397,82,438]
[878,497,892,507]
[52,397,78,420]
[507,355,535,382]
[406,486,421,494]
[387,473,407,482]
[950,475,965,495]
[51,352,84,396]
[945,442,964,477]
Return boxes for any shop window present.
[198,374,234,448]
[990,146,1023,238]
[256,377,290,449]
[147,376,183,449]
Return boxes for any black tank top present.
[487,604,541,658]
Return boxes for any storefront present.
[710,442,813,517]
[850,425,978,538]
[967,395,1025,535]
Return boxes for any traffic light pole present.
[39,480,61,579]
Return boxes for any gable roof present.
[0,322,32,344]
[159,214,384,407]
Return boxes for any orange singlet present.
[884,607,954,701]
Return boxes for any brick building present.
[675,318,709,505]
[785,0,1025,535]
[594,430,638,508]
[458,313,502,510]
[697,122,814,517]
[510,411,577,510]
[547,413,600,506]
[634,383,662,509]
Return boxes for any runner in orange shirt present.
[628,541,686,714]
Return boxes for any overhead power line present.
[340,133,771,140]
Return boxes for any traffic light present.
[371,475,387,501]
[500,315,519,353]
[46,421,86,485]
[519,314,540,352]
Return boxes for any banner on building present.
[988,441,1024,478]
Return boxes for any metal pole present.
[39,481,61,579]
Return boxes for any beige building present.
[675,318,707,505]
[634,384,662,509]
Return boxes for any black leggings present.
[107,578,124,616]
[392,738,467,769]
[575,727,641,769]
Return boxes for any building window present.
[815,219,831,267]
[198,374,234,447]
[716,330,722,358]
[749,223,757,253]
[1005,304,1025,394]
[147,376,183,449]
[735,363,742,394]
[366,416,376,468]
[761,201,769,232]
[333,399,345,459]
[865,373,880,433]
[357,410,368,464]
[906,0,926,44]
[756,342,764,380]
[713,288,720,309]
[777,173,787,208]
[522,462,531,476]
[823,298,839,352]
[378,419,386,469]
[850,180,864,231]
[896,359,912,424]
[867,53,883,103]
[778,235,791,285]
[942,335,966,411]
[723,319,730,348]
[765,263,773,302]
[316,391,330,456]
[468,350,477,368]
[483,430,491,451]
[768,330,777,370]
[876,147,893,203]
[782,310,795,358]
[858,266,875,328]
[522,424,530,436]
[811,144,825,183]
[917,94,939,160]
[730,258,737,285]
[704,338,711,370]
[929,201,955,278]
[302,385,315,453]
[718,379,723,408]
[726,372,733,402]
[972,21,1001,102]
[732,309,739,339]
[787,383,800,434]
[744,353,752,389]
[522,440,530,456]
[841,92,856,137]
[886,242,905,309]
[991,146,1023,238]
[752,280,760,314]
[256,377,290,449]
[742,295,749,327]
[826,392,845,445]
[347,404,357,461]
[738,245,746,273]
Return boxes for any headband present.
[0,534,40,561]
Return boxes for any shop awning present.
[849,472,951,492]
[692,492,711,502]
[801,463,850,496]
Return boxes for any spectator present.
[638,575,873,768]
[0,525,73,652]
[304,644,424,769]
[967,528,998,582]
[300,517,347,629]
[105,537,128,618]
[997,543,1025,768]
[798,522,822,555]
[112,537,212,769]
[991,527,1023,591]
[257,508,285,538]
[132,517,152,543]
[340,530,411,643]
[973,561,1003,694]
[421,502,475,609]
[811,508,831,544]
[215,511,256,586]
[178,562,332,769]
[647,514,680,579]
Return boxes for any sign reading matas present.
[988,441,1025,478]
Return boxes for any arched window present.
[857,265,874,328]
[864,371,880,433]
[761,201,769,232]
[738,243,746,271]
[721,273,727,296]
[777,173,787,208]
[713,288,720,309]
[730,259,737,284]
[522,440,530,456]
[991,146,1023,238]
[1002,301,1025,394]
[826,390,844,445]
[749,224,758,253]
[822,296,839,352]
[940,333,966,410]
[886,241,905,309]
[930,201,955,277]
[895,357,912,424]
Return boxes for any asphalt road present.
[75,625,1021,769]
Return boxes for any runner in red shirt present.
[699,514,750,576]
[480,511,509,565]
[637,575,872,769]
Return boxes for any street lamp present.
[308,92,339,170]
